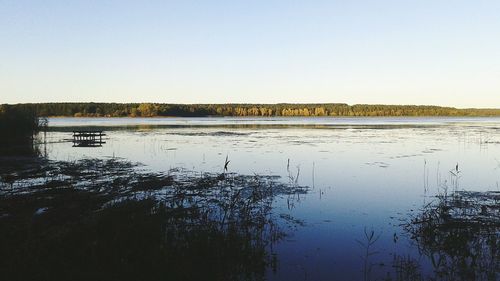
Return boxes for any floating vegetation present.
[365,161,390,168]
[0,157,308,281]
[166,131,252,137]
[484,140,500,144]
[404,190,500,281]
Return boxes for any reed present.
[0,157,308,281]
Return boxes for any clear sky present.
[1,0,499,107]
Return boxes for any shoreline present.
[45,115,500,118]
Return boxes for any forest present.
[4,103,500,117]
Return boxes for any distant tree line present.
[4,103,500,117]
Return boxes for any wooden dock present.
[72,131,106,147]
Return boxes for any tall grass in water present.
[0,104,46,155]
[356,227,381,281]
[0,158,308,281]
[403,186,500,280]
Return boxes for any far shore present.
[4,103,500,118]
[46,115,500,118]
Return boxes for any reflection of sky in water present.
[45,117,500,280]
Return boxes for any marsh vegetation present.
[402,190,500,281]
[0,157,307,281]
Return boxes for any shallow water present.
[44,117,500,280]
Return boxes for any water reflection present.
[0,137,41,157]
[72,130,106,147]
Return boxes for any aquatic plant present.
[387,255,423,281]
[286,159,301,186]
[404,190,500,281]
[0,157,308,281]
[356,227,381,281]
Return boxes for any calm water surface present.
[45,117,500,280]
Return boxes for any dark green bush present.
[0,104,42,139]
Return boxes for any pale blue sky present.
[1,0,499,107]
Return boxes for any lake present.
[8,117,500,280]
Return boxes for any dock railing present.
[72,131,106,147]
